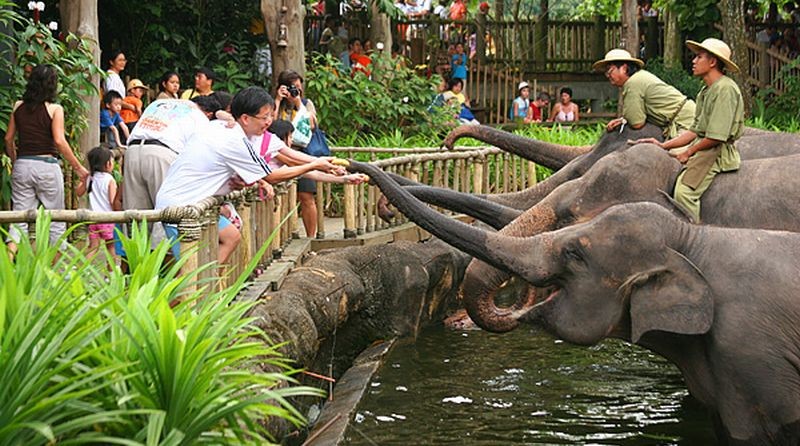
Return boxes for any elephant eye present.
[563,244,583,263]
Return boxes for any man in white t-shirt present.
[155,87,339,264]
[124,99,210,212]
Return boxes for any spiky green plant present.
[0,215,324,445]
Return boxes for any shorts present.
[297,177,316,194]
[163,215,232,259]
[89,223,115,241]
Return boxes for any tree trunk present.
[719,0,752,116]
[534,0,548,70]
[496,0,505,20]
[262,0,306,88]
[59,0,100,158]
[369,1,392,58]
[662,7,682,68]
[620,0,639,57]
[512,0,522,60]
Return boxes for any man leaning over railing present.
[154,87,341,265]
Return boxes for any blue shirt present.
[451,53,467,79]
[512,97,530,118]
[100,109,122,130]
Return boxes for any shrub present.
[753,56,800,128]
[645,57,703,100]
[305,53,457,142]
[0,215,323,444]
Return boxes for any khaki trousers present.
[673,158,723,223]
[7,158,65,246]
[122,143,178,247]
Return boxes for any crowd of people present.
[4,51,366,267]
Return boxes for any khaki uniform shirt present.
[622,70,696,138]
[682,75,743,188]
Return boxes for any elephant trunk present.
[441,125,591,170]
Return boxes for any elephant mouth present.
[506,285,560,321]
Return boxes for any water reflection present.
[344,326,715,445]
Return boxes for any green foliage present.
[644,57,703,99]
[0,215,323,444]
[98,0,268,91]
[753,57,800,128]
[0,7,104,209]
[668,0,721,39]
[305,53,457,141]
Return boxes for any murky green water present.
[343,326,716,445]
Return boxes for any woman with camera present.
[274,69,323,238]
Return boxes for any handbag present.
[305,128,331,157]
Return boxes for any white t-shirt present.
[155,123,271,209]
[104,71,126,98]
[251,131,289,172]
[127,100,209,153]
[89,172,115,212]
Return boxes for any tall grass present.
[0,214,323,445]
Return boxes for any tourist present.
[511,81,532,124]
[100,90,129,147]
[154,87,340,264]
[529,91,550,123]
[450,42,468,90]
[103,50,127,97]
[123,99,210,219]
[156,71,180,100]
[4,64,89,253]
[120,79,149,132]
[76,146,119,265]
[274,69,322,238]
[180,66,216,99]
[548,87,579,123]
[594,48,695,138]
[633,38,743,222]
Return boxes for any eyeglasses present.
[605,65,617,78]
[248,114,272,121]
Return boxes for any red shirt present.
[530,103,542,122]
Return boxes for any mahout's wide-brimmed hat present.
[592,49,644,71]
[686,38,740,73]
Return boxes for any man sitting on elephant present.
[635,38,744,222]
[594,49,695,138]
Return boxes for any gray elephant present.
[378,124,800,223]
[355,147,800,335]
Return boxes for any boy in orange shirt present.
[121,79,149,131]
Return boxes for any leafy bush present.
[753,57,800,128]
[0,5,103,209]
[305,53,457,141]
[0,216,323,444]
[645,57,703,100]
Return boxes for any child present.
[451,42,468,90]
[100,91,130,147]
[77,146,119,266]
[512,81,532,124]
[120,78,149,132]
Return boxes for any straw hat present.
[686,38,740,73]
[127,78,150,91]
[592,49,644,71]
[518,81,530,92]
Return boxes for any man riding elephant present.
[594,48,695,138]
[635,38,744,222]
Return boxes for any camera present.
[287,85,300,97]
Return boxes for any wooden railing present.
[743,40,800,93]
[322,146,538,238]
[1,147,538,286]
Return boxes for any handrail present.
[1,147,538,288]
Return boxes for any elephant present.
[345,147,800,334]
[377,124,800,223]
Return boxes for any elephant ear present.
[622,248,714,343]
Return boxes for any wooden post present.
[592,14,606,61]
[758,44,769,88]
[527,161,538,187]
[288,182,299,239]
[644,16,659,61]
[452,159,461,193]
[271,194,282,258]
[534,0,549,70]
[621,0,639,57]
[477,10,487,64]
[238,198,253,274]
[472,157,484,195]
[366,185,375,233]
[343,184,356,239]
[315,181,325,239]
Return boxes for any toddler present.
[120,78,149,132]
[100,91,130,147]
[77,146,120,265]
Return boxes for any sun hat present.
[126,78,149,91]
[592,49,645,71]
[518,81,530,92]
[686,38,740,73]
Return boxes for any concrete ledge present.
[303,340,396,446]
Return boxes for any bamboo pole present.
[271,194,282,258]
[366,184,375,233]
[315,181,325,239]
[527,161,538,187]
[288,182,299,239]
[473,157,484,195]
[343,184,356,239]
